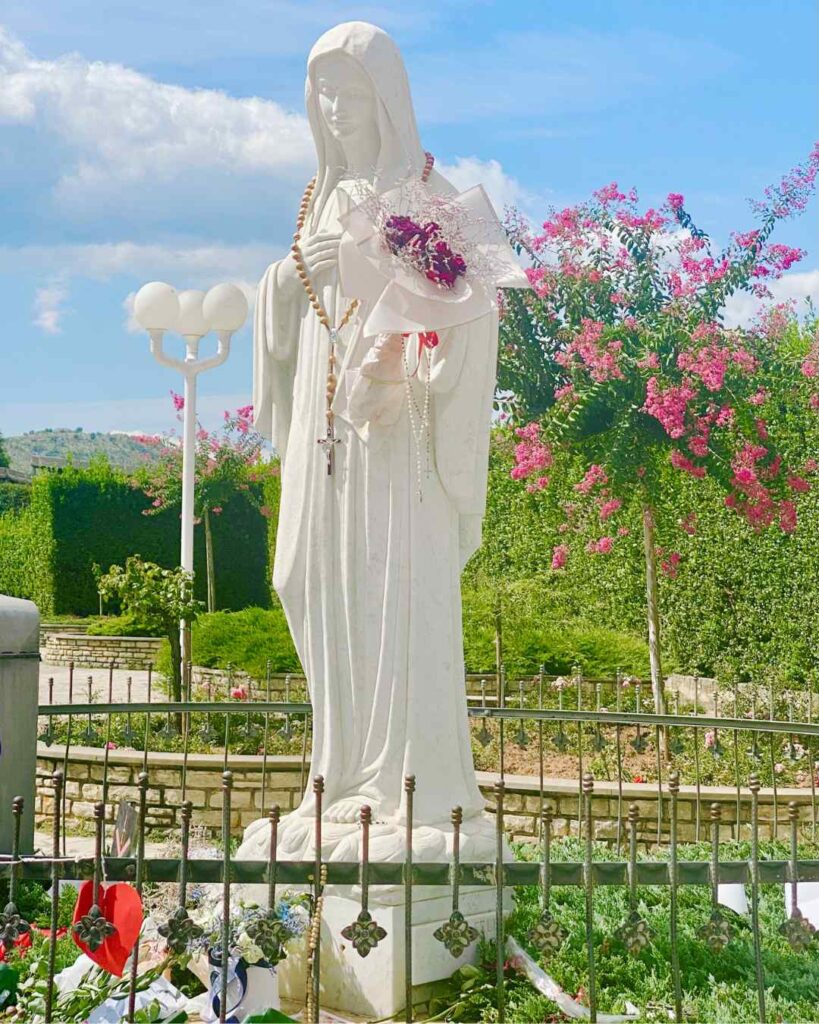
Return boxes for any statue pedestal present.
[278,885,506,1018]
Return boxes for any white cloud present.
[32,280,69,334]
[438,156,540,217]
[2,241,276,334]
[0,27,313,207]
[722,269,819,328]
[0,240,277,284]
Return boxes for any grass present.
[432,837,819,1022]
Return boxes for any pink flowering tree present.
[135,397,273,612]
[499,146,819,716]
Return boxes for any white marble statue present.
[241,20,527,866]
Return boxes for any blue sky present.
[0,0,816,436]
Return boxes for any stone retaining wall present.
[40,622,90,642]
[35,745,815,845]
[42,633,163,669]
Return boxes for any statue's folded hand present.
[277,232,342,297]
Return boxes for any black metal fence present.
[5,669,819,1022]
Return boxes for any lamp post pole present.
[135,283,248,686]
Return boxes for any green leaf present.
[242,1010,297,1023]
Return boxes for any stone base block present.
[278,886,506,1018]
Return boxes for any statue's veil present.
[305,22,433,220]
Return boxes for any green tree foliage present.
[97,557,202,700]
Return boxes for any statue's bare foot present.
[325,796,382,823]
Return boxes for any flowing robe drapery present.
[247,186,499,856]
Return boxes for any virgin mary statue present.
[241,21,526,863]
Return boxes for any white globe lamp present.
[176,289,209,338]
[203,283,248,333]
[134,282,179,332]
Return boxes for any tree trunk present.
[494,595,504,703]
[204,505,216,613]
[642,505,668,756]
[168,630,183,703]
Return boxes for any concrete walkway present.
[39,661,156,704]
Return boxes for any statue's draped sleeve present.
[252,261,302,463]
[342,312,498,570]
[429,312,499,568]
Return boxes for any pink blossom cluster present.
[511,422,553,492]
[724,442,803,532]
[753,243,805,278]
[575,464,608,494]
[659,550,681,578]
[749,143,819,219]
[670,449,706,478]
[556,319,624,383]
[753,301,796,340]
[551,543,569,570]
[586,536,615,555]
[643,377,697,438]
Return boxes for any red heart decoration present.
[72,880,144,976]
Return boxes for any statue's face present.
[315,53,376,144]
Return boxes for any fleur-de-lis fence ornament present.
[434,909,479,958]
[591,684,607,752]
[699,803,732,952]
[698,908,732,952]
[341,806,388,958]
[553,681,570,751]
[527,807,567,957]
[280,674,294,740]
[39,678,56,746]
[434,808,479,958]
[247,910,295,963]
[1,799,31,950]
[779,909,816,951]
[528,907,568,956]
[614,909,653,955]
[73,904,117,951]
[615,805,653,956]
[0,903,30,948]
[780,802,817,951]
[476,680,492,747]
[342,909,388,958]
[158,906,203,954]
[158,801,203,953]
[516,681,528,748]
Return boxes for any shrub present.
[156,606,301,681]
[462,577,650,678]
[0,481,31,515]
[98,558,202,701]
[85,614,163,637]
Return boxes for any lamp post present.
[133,281,248,669]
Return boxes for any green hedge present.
[156,601,648,682]
[156,606,300,679]
[0,462,271,615]
[467,418,819,682]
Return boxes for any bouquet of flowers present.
[339,175,528,336]
[190,895,308,968]
[383,213,468,289]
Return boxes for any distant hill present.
[4,429,160,476]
